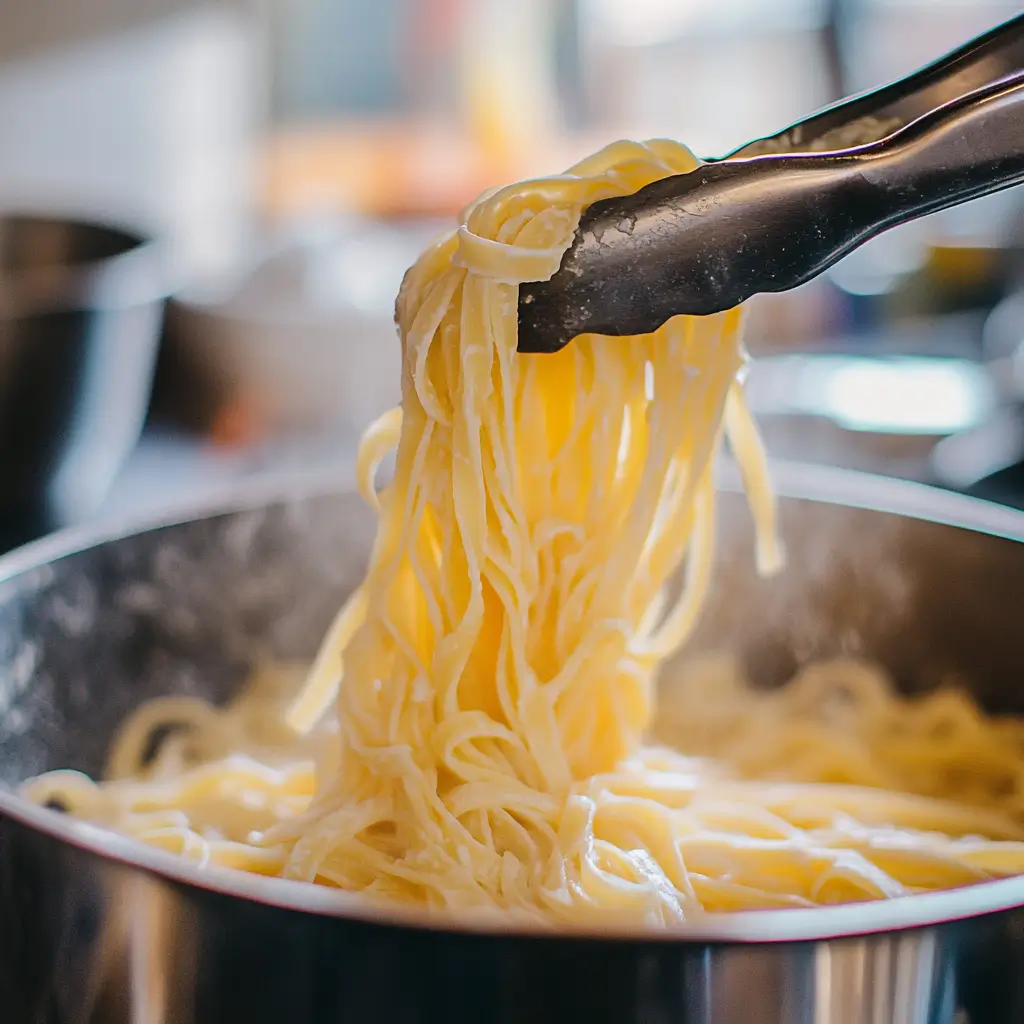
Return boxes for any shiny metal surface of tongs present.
[517,13,1024,354]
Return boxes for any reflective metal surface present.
[4,463,1024,1023]
[0,214,167,547]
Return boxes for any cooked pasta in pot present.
[25,139,1024,925]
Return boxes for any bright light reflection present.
[823,360,991,435]
[750,356,996,436]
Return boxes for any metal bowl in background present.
[0,214,168,550]
[4,464,1024,1022]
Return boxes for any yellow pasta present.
[24,139,1024,925]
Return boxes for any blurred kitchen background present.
[2,0,1024,550]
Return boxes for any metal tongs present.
[518,13,1024,354]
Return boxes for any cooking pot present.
[3,462,1024,1024]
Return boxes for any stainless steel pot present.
[4,462,1024,1024]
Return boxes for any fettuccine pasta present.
[24,140,1024,924]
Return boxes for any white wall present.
[0,5,264,281]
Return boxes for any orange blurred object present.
[262,121,603,221]
[209,394,266,450]
[264,121,502,220]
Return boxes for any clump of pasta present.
[24,139,1024,924]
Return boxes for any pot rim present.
[0,212,171,319]
[4,459,1024,945]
